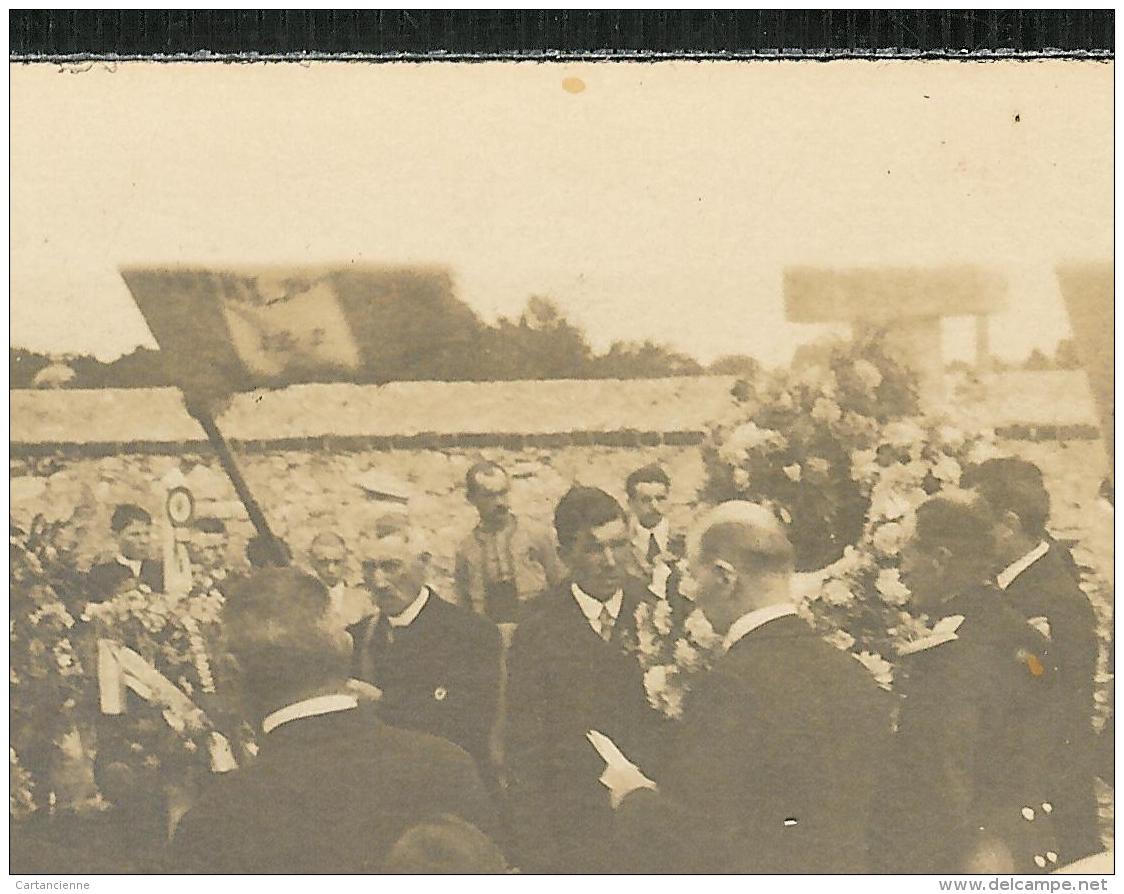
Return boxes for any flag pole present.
[188,404,290,567]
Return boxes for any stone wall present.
[10,442,708,596]
[9,372,1110,597]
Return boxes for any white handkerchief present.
[586,729,656,808]
[586,729,631,767]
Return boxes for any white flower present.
[652,599,673,636]
[795,364,829,391]
[824,629,856,652]
[869,487,911,522]
[726,421,787,456]
[852,359,883,391]
[930,454,962,485]
[853,651,894,690]
[833,545,875,576]
[636,627,660,660]
[938,425,967,451]
[882,419,927,449]
[811,397,843,424]
[851,448,880,484]
[732,467,750,490]
[782,463,802,483]
[821,579,856,608]
[684,609,722,649]
[673,638,701,670]
[875,568,912,606]
[876,460,928,491]
[806,457,831,476]
[966,436,1003,464]
[871,521,910,557]
[643,664,686,720]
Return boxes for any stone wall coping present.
[9,370,1099,454]
[10,377,741,451]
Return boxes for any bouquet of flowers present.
[703,332,920,572]
[81,575,234,791]
[623,599,724,720]
[702,332,1004,689]
[9,516,91,816]
[799,419,1003,687]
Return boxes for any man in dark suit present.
[878,495,1061,873]
[962,458,1102,862]
[505,486,661,873]
[606,501,889,873]
[169,567,495,873]
[350,518,501,773]
[85,504,164,602]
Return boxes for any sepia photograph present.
[9,54,1114,880]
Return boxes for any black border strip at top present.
[10,10,1115,60]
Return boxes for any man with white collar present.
[350,516,501,774]
[86,504,164,602]
[962,458,1101,863]
[606,501,888,873]
[308,530,373,632]
[505,486,660,872]
[623,463,679,597]
[169,567,494,873]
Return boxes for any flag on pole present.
[120,265,480,406]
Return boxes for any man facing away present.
[453,461,564,626]
[606,501,889,874]
[85,504,164,602]
[169,567,495,873]
[961,458,1102,862]
[350,517,501,774]
[505,486,661,873]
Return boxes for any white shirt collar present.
[388,587,430,628]
[261,693,358,735]
[571,583,623,623]
[723,603,798,651]
[997,540,1050,591]
[632,516,669,554]
[115,554,142,577]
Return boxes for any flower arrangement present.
[703,331,921,572]
[799,420,1002,686]
[624,599,724,720]
[80,572,243,792]
[702,332,1003,689]
[10,748,37,820]
[9,516,90,815]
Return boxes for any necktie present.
[647,532,661,564]
[597,604,615,642]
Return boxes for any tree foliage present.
[12,297,714,387]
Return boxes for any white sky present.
[9,60,1113,365]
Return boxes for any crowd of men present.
[24,457,1110,873]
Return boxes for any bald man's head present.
[688,501,795,632]
[691,501,794,575]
